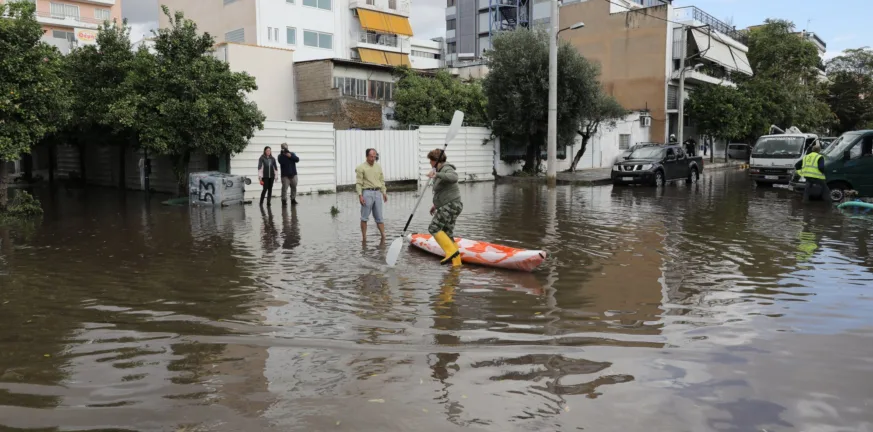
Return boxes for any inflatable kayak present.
[838,200,873,215]
[407,234,547,272]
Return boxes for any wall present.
[215,43,296,121]
[158,0,257,45]
[33,0,123,24]
[560,0,669,142]
[230,120,336,198]
[335,130,418,186]
[258,0,339,61]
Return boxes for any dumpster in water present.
[188,172,251,206]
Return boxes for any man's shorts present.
[361,189,384,223]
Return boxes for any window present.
[274,27,279,41]
[94,8,110,21]
[304,30,332,49]
[267,27,273,41]
[50,2,79,19]
[447,19,456,31]
[286,0,294,3]
[286,27,296,45]
[412,50,440,59]
[388,0,396,9]
[619,134,631,150]
[224,0,237,4]
[447,42,456,54]
[52,30,74,41]
[447,0,455,6]
[225,28,245,43]
[334,77,368,99]
[367,80,394,102]
[303,0,331,10]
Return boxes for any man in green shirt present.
[356,148,388,242]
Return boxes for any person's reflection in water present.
[281,205,300,251]
[260,206,280,253]
[428,268,466,425]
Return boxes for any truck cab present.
[748,132,818,187]
[815,130,873,201]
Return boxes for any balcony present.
[673,6,746,44]
[357,32,399,48]
[74,0,117,5]
[349,0,409,17]
[35,11,104,29]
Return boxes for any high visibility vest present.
[798,152,825,180]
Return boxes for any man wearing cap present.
[356,148,387,242]
[277,143,299,206]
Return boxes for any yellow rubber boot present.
[433,231,461,266]
[451,241,462,267]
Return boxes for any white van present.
[748,133,818,187]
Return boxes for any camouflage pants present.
[428,201,463,238]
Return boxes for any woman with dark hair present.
[258,146,279,207]
[426,148,462,267]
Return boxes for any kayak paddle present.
[386,110,465,267]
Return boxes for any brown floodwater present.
[1,170,872,432]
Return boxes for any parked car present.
[613,142,663,165]
[612,144,704,186]
[789,130,873,201]
[727,143,751,160]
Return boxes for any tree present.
[570,92,626,172]
[116,6,265,195]
[483,30,601,174]
[392,67,487,127]
[826,48,873,134]
[740,19,834,137]
[0,0,70,211]
[686,83,752,158]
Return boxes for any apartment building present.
[159,0,433,68]
[560,0,753,144]
[1,0,123,54]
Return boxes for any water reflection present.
[1,172,872,430]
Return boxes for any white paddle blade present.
[386,237,404,267]
[445,111,465,144]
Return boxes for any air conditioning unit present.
[640,116,652,127]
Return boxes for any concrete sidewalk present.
[497,159,746,186]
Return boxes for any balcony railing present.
[36,11,105,26]
[673,6,746,44]
[357,32,399,48]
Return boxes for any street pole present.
[546,0,558,187]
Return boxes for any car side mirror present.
[844,151,851,161]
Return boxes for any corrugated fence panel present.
[335,130,418,186]
[56,144,80,178]
[418,126,496,183]
[231,120,336,198]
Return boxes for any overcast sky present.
[123,0,447,43]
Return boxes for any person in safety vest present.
[794,144,829,202]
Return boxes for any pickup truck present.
[611,144,704,186]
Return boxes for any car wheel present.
[829,182,850,202]
[654,170,665,187]
[686,167,699,184]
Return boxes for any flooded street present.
[2,170,872,431]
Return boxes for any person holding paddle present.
[427,148,463,267]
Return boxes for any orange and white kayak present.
[407,234,547,272]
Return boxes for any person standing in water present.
[258,146,279,207]
[356,148,387,242]
[277,143,299,206]
[427,148,463,267]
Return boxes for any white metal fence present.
[335,130,418,186]
[418,126,495,183]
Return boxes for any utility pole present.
[677,25,687,147]
[546,0,559,187]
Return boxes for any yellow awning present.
[357,9,414,37]
[382,52,411,67]
[358,48,389,65]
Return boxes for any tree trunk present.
[0,161,8,212]
[174,151,191,197]
[569,135,591,172]
[524,138,538,174]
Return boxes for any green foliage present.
[116,6,265,194]
[739,20,833,137]
[571,92,627,171]
[392,67,487,126]
[330,205,340,216]
[826,48,873,134]
[686,84,753,141]
[0,0,71,208]
[483,30,601,173]
[5,190,43,217]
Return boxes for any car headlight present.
[641,164,653,170]
[612,165,620,171]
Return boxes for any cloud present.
[410,0,445,39]
[830,34,857,43]
[823,50,843,61]
[123,0,158,24]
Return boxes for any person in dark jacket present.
[795,144,829,202]
[277,143,300,206]
[426,148,463,267]
[258,146,279,207]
